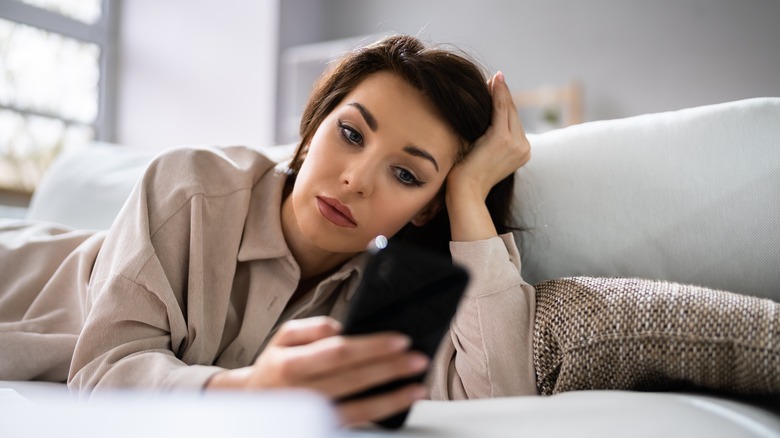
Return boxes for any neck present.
[281,192,354,281]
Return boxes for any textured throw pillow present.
[533,277,779,396]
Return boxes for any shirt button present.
[234,347,246,363]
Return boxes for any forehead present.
[339,71,461,164]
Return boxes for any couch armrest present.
[26,143,154,230]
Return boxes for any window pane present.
[0,17,100,124]
[0,109,92,191]
[16,0,102,24]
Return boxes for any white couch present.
[2,98,779,437]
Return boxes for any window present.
[0,0,117,195]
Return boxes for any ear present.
[410,197,443,227]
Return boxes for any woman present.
[0,35,535,425]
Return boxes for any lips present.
[316,196,358,228]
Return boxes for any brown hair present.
[288,35,515,256]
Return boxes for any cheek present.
[299,126,341,172]
[370,192,440,235]
[296,144,331,185]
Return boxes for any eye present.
[392,167,424,187]
[338,120,363,145]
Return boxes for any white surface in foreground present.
[0,389,338,438]
[2,381,778,438]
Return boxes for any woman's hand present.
[445,71,531,242]
[447,71,530,202]
[205,316,429,426]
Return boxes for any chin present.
[299,221,368,254]
[313,233,368,254]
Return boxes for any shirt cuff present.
[449,233,523,298]
[163,364,225,391]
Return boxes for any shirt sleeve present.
[67,146,262,394]
[68,273,224,392]
[427,233,539,399]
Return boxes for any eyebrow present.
[348,101,439,172]
[348,102,378,131]
[404,146,439,172]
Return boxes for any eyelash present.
[337,120,425,188]
[338,120,364,145]
[392,167,424,187]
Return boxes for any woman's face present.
[289,71,461,254]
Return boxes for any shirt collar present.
[237,161,370,300]
[237,163,294,261]
[327,251,370,301]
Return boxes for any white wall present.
[115,1,779,147]
[317,0,780,123]
[117,0,278,150]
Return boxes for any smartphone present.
[340,236,470,429]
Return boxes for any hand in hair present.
[445,71,531,242]
[204,316,428,427]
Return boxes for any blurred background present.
[1,0,778,206]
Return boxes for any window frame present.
[0,0,119,143]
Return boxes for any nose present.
[341,158,376,197]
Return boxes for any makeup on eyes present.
[337,120,363,145]
[336,107,437,186]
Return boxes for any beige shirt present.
[0,145,538,398]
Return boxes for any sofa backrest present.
[27,98,780,300]
[514,97,780,300]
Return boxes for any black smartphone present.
[340,236,470,429]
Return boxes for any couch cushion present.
[533,277,780,397]
[514,98,780,300]
[407,391,780,437]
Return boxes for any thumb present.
[270,316,343,347]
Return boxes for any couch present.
[2,97,779,437]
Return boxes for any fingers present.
[489,71,510,130]
[281,332,411,380]
[309,351,428,399]
[490,71,524,135]
[230,319,432,427]
[486,71,531,168]
[486,74,496,95]
[270,316,342,347]
[338,384,427,427]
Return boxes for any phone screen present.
[340,236,469,429]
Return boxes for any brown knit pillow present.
[533,277,780,396]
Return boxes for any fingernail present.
[409,354,429,371]
[392,335,411,350]
[496,71,505,83]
